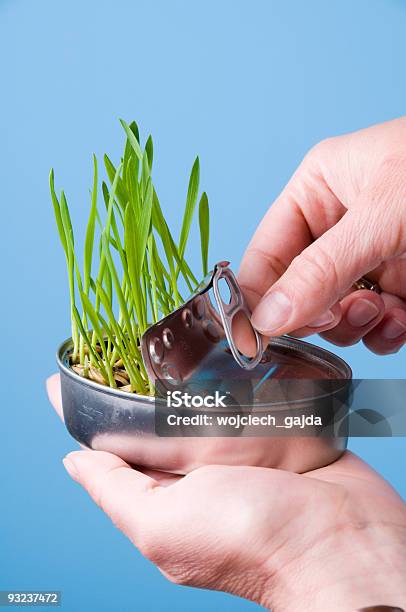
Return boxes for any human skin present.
[47,374,406,611]
[46,119,406,608]
[239,117,406,355]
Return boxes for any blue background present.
[1,0,405,610]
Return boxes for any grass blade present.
[83,155,98,294]
[120,118,143,161]
[49,170,68,256]
[51,118,210,394]
[104,154,129,210]
[198,192,210,276]
[123,121,140,185]
[178,156,200,260]
[145,135,153,170]
[79,292,116,387]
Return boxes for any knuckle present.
[304,137,336,163]
[161,556,232,589]
[136,529,162,564]
[163,568,198,587]
[290,244,339,298]
[152,546,215,588]
[378,152,406,178]
[364,155,406,254]
[245,246,286,279]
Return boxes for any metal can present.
[57,335,351,474]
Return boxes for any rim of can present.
[269,335,352,378]
[56,335,352,406]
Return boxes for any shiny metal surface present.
[141,262,263,385]
[57,336,351,474]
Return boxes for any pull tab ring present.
[212,262,263,370]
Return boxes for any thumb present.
[63,450,160,537]
[250,208,383,335]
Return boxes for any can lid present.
[150,335,351,409]
[141,262,263,387]
[141,262,352,394]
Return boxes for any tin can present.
[57,335,351,474]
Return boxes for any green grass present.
[51,119,210,394]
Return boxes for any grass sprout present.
[51,119,210,395]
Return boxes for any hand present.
[239,117,406,354]
[47,375,406,611]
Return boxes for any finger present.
[63,450,161,538]
[363,307,406,354]
[380,291,406,312]
[286,301,342,338]
[250,153,406,336]
[319,290,385,346]
[238,200,311,312]
[46,373,64,421]
[250,204,388,336]
[238,153,344,313]
[232,310,264,358]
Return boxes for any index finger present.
[238,155,344,312]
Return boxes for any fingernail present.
[308,310,335,328]
[63,456,79,481]
[346,299,380,328]
[251,290,292,333]
[381,317,406,340]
